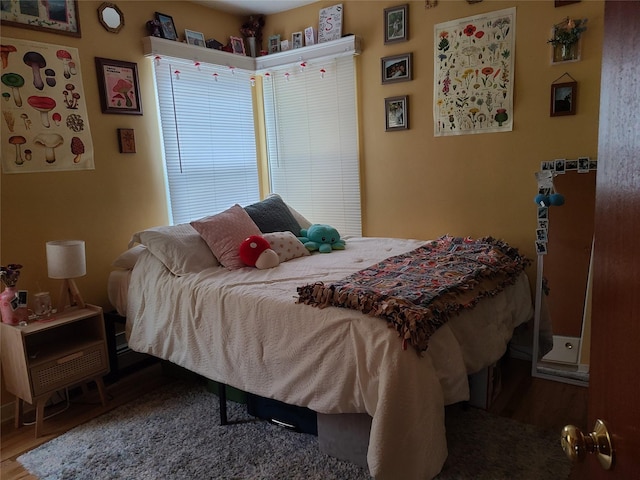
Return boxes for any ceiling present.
[192,0,319,16]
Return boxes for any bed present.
[111,196,533,480]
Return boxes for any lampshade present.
[46,240,86,279]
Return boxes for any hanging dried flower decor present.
[548,17,587,62]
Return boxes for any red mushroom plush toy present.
[239,235,279,269]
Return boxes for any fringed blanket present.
[297,235,531,354]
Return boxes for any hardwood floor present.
[1,357,587,480]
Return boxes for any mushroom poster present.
[1,38,94,173]
[433,7,515,136]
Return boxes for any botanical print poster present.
[1,38,94,173]
[434,7,515,136]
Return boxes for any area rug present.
[18,380,570,480]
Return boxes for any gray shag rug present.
[18,380,570,480]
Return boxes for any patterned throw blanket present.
[297,236,531,354]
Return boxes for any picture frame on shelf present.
[318,4,343,43]
[385,95,409,131]
[550,81,577,117]
[185,29,206,47]
[230,36,246,55]
[268,34,281,53]
[384,4,408,44]
[381,53,412,84]
[281,39,290,52]
[304,27,316,46]
[292,32,304,49]
[155,12,177,40]
[0,0,81,37]
[95,57,143,115]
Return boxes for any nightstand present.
[0,304,109,437]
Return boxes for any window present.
[154,59,260,225]
[263,57,362,236]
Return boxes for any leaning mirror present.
[531,158,597,387]
[98,2,124,33]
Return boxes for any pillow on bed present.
[263,231,311,263]
[129,223,220,275]
[244,195,302,235]
[112,245,147,270]
[191,204,262,270]
[269,194,313,230]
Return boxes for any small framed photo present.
[292,31,304,49]
[381,53,412,84]
[230,36,246,55]
[95,57,143,115]
[118,128,136,153]
[281,40,290,52]
[384,4,408,44]
[155,12,177,41]
[385,95,409,131]
[268,34,281,53]
[304,27,315,46]
[550,81,577,117]
[0,0,81,37]
[185,29,206,47]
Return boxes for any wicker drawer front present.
[31,345,107,396]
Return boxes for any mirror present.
[98,2,124,33]
[532,160,597,386]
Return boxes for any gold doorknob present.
[561,419,614,470]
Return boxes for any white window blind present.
[154,59,260,225]
[263,56,362,236]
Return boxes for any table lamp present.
[46,240,86,312]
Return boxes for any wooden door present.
[573,1,640,477]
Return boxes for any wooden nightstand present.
[0,304,109,437]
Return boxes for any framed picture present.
[292,32,303,49]
[118,128,136,153]
[0,0,81,37]
[281,40,290,52]
[304,27,315,46]
[185,29,206,47]
[95,57,143,115]
[384,4,408,44]
[385,95,409,131]
[268,34,281,53]
[230,36,246,55]
[550,81,577,116]
[381,53,412,84]
[155,12,177,40]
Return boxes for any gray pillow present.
[244,195,301,234]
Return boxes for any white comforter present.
[126,237,533,479]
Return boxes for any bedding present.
[124,233,533,480]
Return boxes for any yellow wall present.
[0,1,604,405]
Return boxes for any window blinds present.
[263,56,362,236]
[154,59,260,225]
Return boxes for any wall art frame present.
[117,128,136,153]
[550,81,577,117]
[384,4,408,44]
[95,57,143,115]
[292,31,303,49]
[185,29,206,47]
[155,11,177,40]
[381,52,412,84]
[1,0,81,37]
[385,95,409,131]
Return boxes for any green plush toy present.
[298,224,346,253]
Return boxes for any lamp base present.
[57,278,85,313]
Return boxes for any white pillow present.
[129,223,220,275]
[263,231,310,263]
[112,245,147,269]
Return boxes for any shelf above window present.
[142,35,360,73]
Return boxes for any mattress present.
[125,236,533,479]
